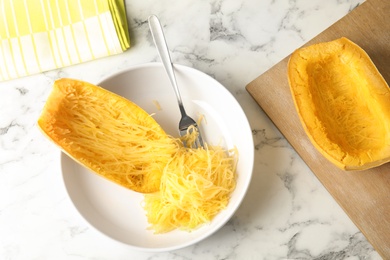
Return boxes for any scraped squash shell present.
[288,37,390,171]
[38,78,178,193]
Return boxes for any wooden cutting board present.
[246,0,390,258]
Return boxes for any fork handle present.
[148,15,185,110]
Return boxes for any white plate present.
[61,63,254,252]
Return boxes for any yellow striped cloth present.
[0,0,130,81]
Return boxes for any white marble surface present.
[0,0,383,259]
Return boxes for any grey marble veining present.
[0,0,383,259]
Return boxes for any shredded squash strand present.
[144,145,237,233]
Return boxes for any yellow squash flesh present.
[38,78,178,193]
[288,37,390,171]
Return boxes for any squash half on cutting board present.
[288,37,390,171]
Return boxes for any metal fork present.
[148,15,204,148]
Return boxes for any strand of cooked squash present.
[144,146,237,233]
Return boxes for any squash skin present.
[38,78,178,193]
[288,37,390,171]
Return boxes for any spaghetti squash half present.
[288,37,390,170]
[38,78,178,193]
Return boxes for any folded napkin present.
[0,0,130,81]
